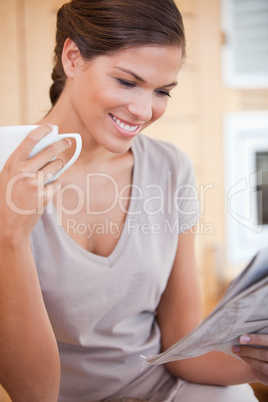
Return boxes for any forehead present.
[89,45,183,79]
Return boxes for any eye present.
[155,89,171,98]
[116,78,136,88]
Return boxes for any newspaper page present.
[144,246,268,368]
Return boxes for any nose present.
[127,92,153,122]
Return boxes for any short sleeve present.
[174,150,200,233]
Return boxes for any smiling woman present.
[46,42,182,155]
[0,0,267,401]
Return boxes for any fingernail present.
[240,335,250,344]
[46,123,54,129]
[232,346,240,353]
[65,139,72,147]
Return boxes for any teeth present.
[112,116,138,132]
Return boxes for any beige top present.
[31,134,199,401]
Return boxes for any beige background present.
[1,1,268,400]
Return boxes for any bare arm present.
[157,230,267,386]
[0,238,60,401]
[0,125,71,401]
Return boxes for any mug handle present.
[47,133,82,183]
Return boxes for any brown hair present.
[50,0,185,106]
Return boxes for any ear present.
[61,38,84,78]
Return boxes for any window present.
[256,152,268,225]
[221,0,268,88]
[224,112,268,265]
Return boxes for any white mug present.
[0,125,82,182]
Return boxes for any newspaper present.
[144,246,268,368]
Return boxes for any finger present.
[233,345,268,361]
[41,158,64,182]
[12,124,54,162]
[44,180,62,207]
[239,356,268,376]
[240,334,268,347]
[24,138,72,172]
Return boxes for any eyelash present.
[116,78,136,89]
[116,78,171,98]
[156,89,171,98]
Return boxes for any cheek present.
[91,87,123,113]
[74,87,110,120]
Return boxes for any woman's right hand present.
[0,123,64,401]
[0,124,71,242]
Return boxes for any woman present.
[0,1,267,401]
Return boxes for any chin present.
[104,136,136,154]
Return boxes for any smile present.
[110,114,139,133]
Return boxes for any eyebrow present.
[114,67,178,87]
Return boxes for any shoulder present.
[133,134,195,181]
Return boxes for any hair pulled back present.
[50,0,185,106]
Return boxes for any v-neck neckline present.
[47,136,141,266]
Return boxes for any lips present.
[110,114,140,133]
